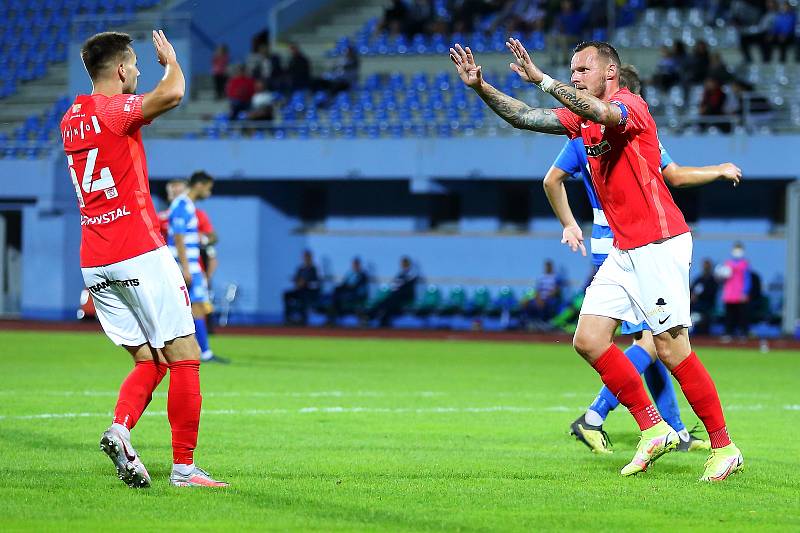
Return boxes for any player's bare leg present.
[654,328,743,481]
[162,334,227,487]
[574,315,678,476]
[100,344,167,488]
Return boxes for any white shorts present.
[580,232,693,335]
[82,246,195,348]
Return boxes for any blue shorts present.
[189,272,209,304]
[621,320,651,335]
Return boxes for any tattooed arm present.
[475,81,567,134]
[450,43,567,134]
[547,80,622,127]
[506,38,622,128]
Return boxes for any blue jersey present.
[167,194,202,275]
[553,139,674,266]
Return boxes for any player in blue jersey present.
[169,171,229,364]
[543,65,741,453]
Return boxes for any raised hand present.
[718,163,742,187]
[152,29,177,66]
[561,225,586,256]
[449,43,483,89]
[506,37,543,84]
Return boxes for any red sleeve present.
[608,90,649,135]
[196,209,214,234]
[553,107,581,139]
[97,93,149,136]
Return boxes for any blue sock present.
[643,360,685,432]
[193,318,211,355]
[587,345,653,422]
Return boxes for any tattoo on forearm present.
[550,81,614,124]
[478,84,566,134]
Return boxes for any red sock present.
[167,360,202,465]
[671,352,731,448]
[113,360,168,430]
[592,344,662,430]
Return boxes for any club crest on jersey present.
[104,187,118,199]
[585,140,611,158]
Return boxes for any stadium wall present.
[2,135,796,323]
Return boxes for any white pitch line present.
[1,403,797,422]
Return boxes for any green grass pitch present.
[0,330,798,532]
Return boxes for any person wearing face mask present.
[720,242,751,340]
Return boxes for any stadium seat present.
[413,285,441,317]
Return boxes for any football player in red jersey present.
[450,39,742,481]
[61,30,226,488]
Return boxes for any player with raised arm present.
[61,31,226,488]
[450,40,743,480]
[543,65,741,454]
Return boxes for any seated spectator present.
[524,259,564,325]
[285,43,311,92]
[247,42,282,90]
[730,79,772,127]
[211,44,229,101]
[283,249,321,325]
[378,0,410,34]
[706,52,733,85]
[405,0,433,37]
[367,256,418,327]
[226,64,256,120]
[718,242,751,340]
[554,0,586,63]
[651,45,680,91]
[733,0,771,63]
[327,257,369,325]
[246,80,276,122]
[698,77,730,133]
[489,0,547,34]
[766,0,797,63]
[684,40,710,86]
[690,258,719,335]
[319,45,359,96]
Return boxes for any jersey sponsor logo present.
[81,205,131,226]
[88,278,140,293]
[585,140,611,158]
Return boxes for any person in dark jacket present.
[690,258,719,335]
[283,249,320,325]
[327,257,369,324]
[369,256,418,327]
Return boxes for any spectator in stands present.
[733,0,771,63]
[652,45,680,91]
[283,249,321,325]
[406,0,433,37]
[730,79,773,127]
[489,0,547,34]
[379,0,410,35]
[247,42,282,90]
[368,256,418,327]
[691,259,719,335]
[246,80,276,123]
[766,0,797,63]
[719,242,751,340]
[554,0,586,63]
[211,44,229,101]
[706,52,733,85]
[285,43,311,92]
[523,259,564,325]
[319,45,359,96]
[698,77,730,133]
[225,64,256,120]
[684,40,711,87]
[327,257,369,325]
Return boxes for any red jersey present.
[61,93,164,267]
[554,88,689,250]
